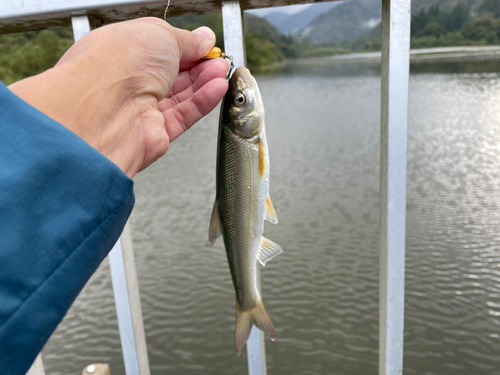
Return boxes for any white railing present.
[0,1,410,374]
[379,0,410,373]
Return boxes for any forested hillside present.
[0,28,73,84]
[301,0,382,43]
[306,0,500,52]
[411,0,481,12]
[409,0,500,47]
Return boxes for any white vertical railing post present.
[109,222,150,375]
[71,17,150,375]
[222,1,246,69]
[379,0,410,374]
[222,2,266,375]
[26,354,45,375]
[70,15,91,41]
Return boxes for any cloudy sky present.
[246,4,313,16]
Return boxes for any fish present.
[209,66,282,355]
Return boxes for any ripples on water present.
[405,70,500,375]
[43,61,500,374]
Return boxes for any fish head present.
[222,66,264,139]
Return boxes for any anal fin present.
[209,199,222,245]
[257,236,283,266]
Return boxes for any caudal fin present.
[235,300,276,355]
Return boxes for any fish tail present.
[235,299,276,355]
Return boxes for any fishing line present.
[164,0,170,22]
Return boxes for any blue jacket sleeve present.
[0,83,135,374]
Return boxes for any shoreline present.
[277,45,500,68]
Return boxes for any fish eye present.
[234,93,246,106]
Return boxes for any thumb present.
[167,25,216,68]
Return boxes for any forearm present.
[8,57,140,177]
[0,83,135,375]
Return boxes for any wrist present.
[9,58,137,176]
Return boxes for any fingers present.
[162,77,228,142]
[165,24,216,66]
[169,58,229,96]
[158,58,229,112]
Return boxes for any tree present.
[445,2,471,31]
[411,5,446,36]
[412,8,432,36]
[417,22,448,37]
[462,15,495,40]
[479,0,500,17]
[0,29,73,85]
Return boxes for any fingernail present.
[192,26,214,41]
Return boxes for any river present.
[42,57,500,375]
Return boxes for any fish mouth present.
[231,66,256,89]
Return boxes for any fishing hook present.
[225,55,234,80]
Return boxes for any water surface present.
[43,59,500,375]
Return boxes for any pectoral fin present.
[209,199,222,245]
[264,196,278,224]
[257,237,283,266]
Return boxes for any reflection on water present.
[411,59,500,74]
[257,55,500,77]
[43,59,500,375]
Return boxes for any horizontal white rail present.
[0,0,334,33]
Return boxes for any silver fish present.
[209,66,282,355]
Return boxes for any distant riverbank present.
[275,45,500,70]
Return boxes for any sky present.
[246,4,313,17]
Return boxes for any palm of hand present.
[159,58,229,143]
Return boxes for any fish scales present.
[209,66,282,355]
[218,125,267,308]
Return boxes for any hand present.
[8,18,229,178]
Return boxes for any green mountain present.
[301,0,381,44]
[262,2,340,35]
[412,0,481,13]
[300,0,486,44]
